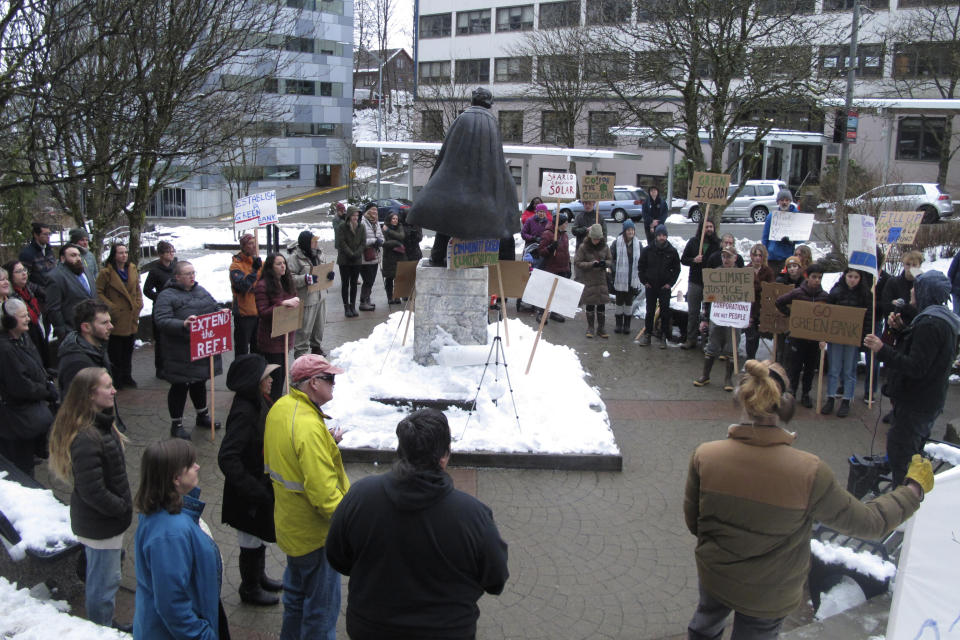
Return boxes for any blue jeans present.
[84,547,122,627]
[826,343,859,400]
[688,583,784,640]
[280,547,340,640]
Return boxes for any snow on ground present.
[814,576,868,621]
[809,539,897,582]
[324,314,617,455]
[0,472,76,560]
[0,577,130,639]
[925,442,960,466]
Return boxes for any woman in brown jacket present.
[96,244,143,389]
[574,224,612,338]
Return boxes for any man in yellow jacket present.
[264,354,349,640]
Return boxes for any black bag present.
[847,454,890,499]
[0,395,54,440]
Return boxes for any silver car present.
[681,179,787,223]
[819,183,954,223]
[559,185,648,223]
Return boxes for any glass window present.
[588,111,618,147]
[496,5,534,31]
[537,55,577,79]
[419,60,450,85]
[421,110,444,141]
[894,42,954,78]
[539,1,580,28]
[823,0,887,9]
[495,57,532,82]
[819,44,884,77]
[586,0,630,24]
[541,111,569,145]
[509,165,522,186]
[756,185,775,196]
[454,59,490,83]
[499,110,524,143]
[420,13,451,39]
[897,117,945,161]
[614,190,632,201]
[456,9,491,35]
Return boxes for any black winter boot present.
[170,419,190,440]
[694,357,715,387]
[596,309,609,338]
[614,314,624,334]
[196,409,221,430]
[622,315,632,335]
[255,545,283,592]
[238,547,279,606]
[723,360,735,391]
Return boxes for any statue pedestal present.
[414,261,488,366]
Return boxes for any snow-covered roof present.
[354,140,642,160]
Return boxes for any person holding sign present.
[638,225,680,348]
[775,262,828,407]
[254,254,300,401]
[761,189,798,274]
[572,201,605,250]
[680,220,722,350]
[744,245,775,362]
[575,224,612,339]
[821,268,872,417]
[609,220,642,335]
[154,261,222,440]
[288,230,332,357]
[230,233,262,356]
[684,359,931,640]
[641,186,668,248]
[536,213,572,325]
[694,247,742,390]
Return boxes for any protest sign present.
[887,466,960,640]
[394,260,418,298]
[271,304,304,338]
[488,261,531,298]
[307,263,335,293]
[541,172,577,199]
[876,211,924,245]
[234,190,278,233]
[847,214,878,276]
[449,238,500,269]
[768,211,815,242]
[521,269,584,318]
[688,172,731,205]
[758,282,794,334]
[710,302,751,328]
[702,268,755,303]
[787,300,865,346]
[580,174,614,201]
[190,309,232,361]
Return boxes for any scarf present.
[613,234,641,291]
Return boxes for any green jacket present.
[684,423,920,619]
[335,221,365,266]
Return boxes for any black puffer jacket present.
[153,281,223,383]
[638,241,681,289]
[0,332,56,441]
[681,233,722,287]
[57,331,111,395]
[218,354,275,541]
[69,411,132,540]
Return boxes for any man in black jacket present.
[326,408,509,640]
[143,241,177,373]
[58,300,113,394]
[865,270,960,484]
[638,224,681,348]
[641,186,669,247]
[680,220,721,349]
[18,222,57,288]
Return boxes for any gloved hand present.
[46,381,59,403]
[780,236,791,244]
[305,275,316,286]
[547,241,558,253]
[326,271,336,281]
[375,239,383,248]
[592,260,601,268]
[252,257,263,271]
[906,454,934,494]
[596,260,606,269]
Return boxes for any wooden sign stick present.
[526,278,558,375]
[772,334,778,362]
[816,343,826,413]
[555,198,560,235]
[402,289,416,346]
[284,335,290,395]
[697,204,712,254]
[497,263,510,347]
[208,356,216,442]
[868,280,877,408]
[731,327,739,374]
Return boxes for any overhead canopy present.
[354,139,643,160]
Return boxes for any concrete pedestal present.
[414,261,488,365]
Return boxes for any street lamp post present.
[376,56,383,199]
[836,0,860,207]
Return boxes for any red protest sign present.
[190,309,233,361]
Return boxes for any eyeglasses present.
[314,374,335,385]
[180,271,196,277]
[12,268,27,274]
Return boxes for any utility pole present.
[836,0,860,207]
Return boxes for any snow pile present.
[814,576,868,621]
[0,577,130,639]
[924,442,960,466]
[809,539,897,582]
[0,472,76,561]
[325,314,618,455]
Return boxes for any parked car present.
[817,183,953,223]
[363,198,412,222]
[558,185,648,223]
[680,179,788,223]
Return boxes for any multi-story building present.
[411,0,960,203]
[354,48,415,103]
[150,0,354,219]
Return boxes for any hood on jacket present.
[227,353,274,396]
[914,271,960,334]
[297,230,315,258]
[58,330,106,363]
[382,469,454,512]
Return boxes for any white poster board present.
[847,214,878,276]
[768,211,815,242]
[234,190,278,233]
[540,172,577,200]
[709,302,751,328]
[886,465,960,640]
[521,269,584,318]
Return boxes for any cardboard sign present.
[702,267,755,303]
[449,238,500,269]
[190,309,232,361]
[847,214,878,276]
[307,263,336,293]
[687,172,731,205]
[521,269,585,318]
[271,303,304,338]
[876,211,924,245]
[488,261,531,298]
[234,190,278,233]
[787,300,865,346]
[768,211,815,242]
[758,282,795,334]
[394,260,418,298]
[887,465,960,640]
[580,175,614,201]
[541,172,577,199]
[710,302,751,328]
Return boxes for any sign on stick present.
[702,267,755,303]
[580,175,614,201]
[787,300,865,346]
[394,261,418,299]
[234,190,278,233]
[307,263,336,293]
[847,214,878,276]
[768,212,815,242]
[710,302,751,328]
[190,309,232,361]
[876,211,924,245]
[449,238,500,269]
[688,172,732,205]
[541,172,577,199]
[488,261,531,298]
[521,269,584,318]
[271,304,304,338]
[758,282,794,334]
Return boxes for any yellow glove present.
[905,454,934,495]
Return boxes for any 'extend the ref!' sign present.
[687,172,732,205]
[190,309,233,361]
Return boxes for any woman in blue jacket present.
[134,439,226,639]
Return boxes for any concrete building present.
[409,0,960,204]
